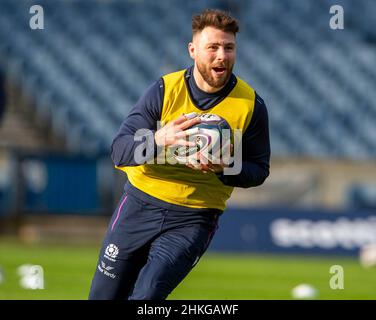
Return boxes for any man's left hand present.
[185,152,226,174]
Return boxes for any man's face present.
[189,26,236,91]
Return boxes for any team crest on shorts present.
[104,244,119,261]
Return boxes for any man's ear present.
[188,42,195,60]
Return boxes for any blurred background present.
[0,0,375,299]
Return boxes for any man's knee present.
[128,282,170,300]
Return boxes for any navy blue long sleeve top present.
[111,66,270,193]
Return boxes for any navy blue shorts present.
[88,192,221,300]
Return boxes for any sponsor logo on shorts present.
[98,261,116,279]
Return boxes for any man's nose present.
[216,47,227,61]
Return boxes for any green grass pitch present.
[0,239,375,299]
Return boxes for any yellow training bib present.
[117,69,256,210]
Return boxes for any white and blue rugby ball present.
[173,113,232,165]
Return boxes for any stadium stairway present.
[0,82,64,151]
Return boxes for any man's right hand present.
[154,113,201,148]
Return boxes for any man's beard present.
[196,61,233,89]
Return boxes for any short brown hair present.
[192,9,239,36]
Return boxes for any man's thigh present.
[88,246,150,300]
[129,219,218,300]
[88,193,163,299]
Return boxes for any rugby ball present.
[172,113,232,165]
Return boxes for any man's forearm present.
[111,130,158,167]
[217,160,270,188]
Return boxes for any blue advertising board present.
[19,154,101,214]
[209,207,376,255]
